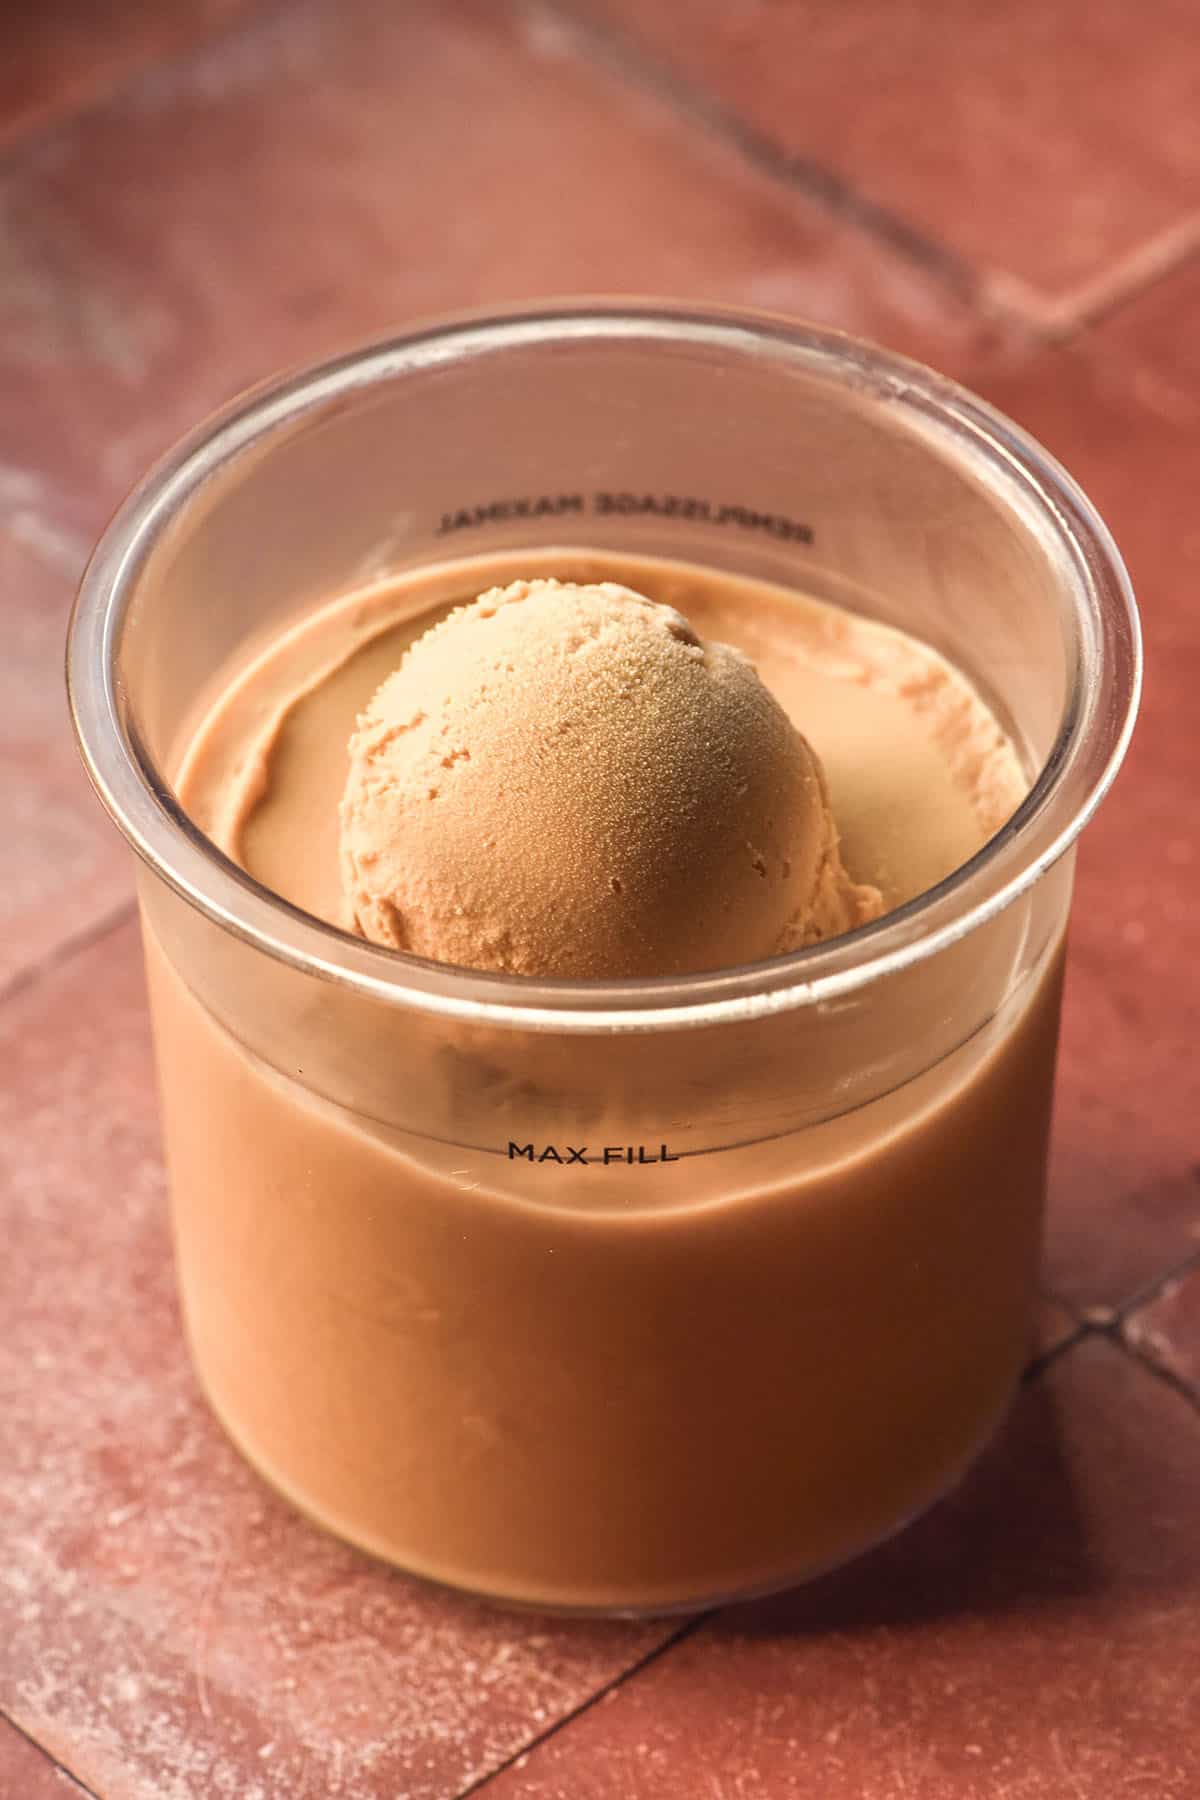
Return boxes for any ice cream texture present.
[163,549,1046,1609]
[339,578,881,978]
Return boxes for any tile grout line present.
[451,1302,1186,1798]
[0,896,137,1014]
[1069,1315,1200,1418]
[459,1311,1193,1799]
[3,0,1193,368]
[0,0,1188,360]
[1117,1333,1200,1416]
[1042,1232,1200,1414]
[0,1708,100,1799]
[454,1614,710,1798]
[983,215,1200,344]
[538,0,1023,327]
[1022,1322,1087,1386]
[539,1,1200,353]
[0,10,1190,1795]
[1114,1250,1200,1326]
[1045,1224,1200,1334]
[1111,1233,1200,1412]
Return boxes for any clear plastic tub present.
[68,306,1140,1613]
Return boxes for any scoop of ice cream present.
[340,579,880,978]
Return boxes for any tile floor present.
[1,2,1197,1795]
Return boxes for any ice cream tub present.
[68,306,1140,1613]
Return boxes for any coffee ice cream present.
[340,578,881,977]
[155,546,1056,1612]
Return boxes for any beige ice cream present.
[156,546,1060,1612]
[340,579,880,978]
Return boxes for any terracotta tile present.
[1032,1300,1078,1366]
[568,0,1200,306]
[0,0,254,146]
[1075,255,1200,419]
[1124,1261,1200,1397]
[0,531,133,992]
[968,305,1200,1311]
[484,1339,1200,1799]
[0,919,674,1800]
[0,1716,89,1798]
[0,0,1009,548]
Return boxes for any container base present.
[194,1362,1017,1620]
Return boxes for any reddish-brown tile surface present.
[483,1339,1200,1799]
[0,0,254,146]
[0,0,1011,549]
[1125,1260,1200,1397]
[0,919,677,1800]
[1,5,1196,1796]
[1080,254,1200,412]
[568,0,1200,307]
[0,1716,90,1798]
[1032,1300,1078,1366]
[970,280,1200,1311]
[0,531,133,992]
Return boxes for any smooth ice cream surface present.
[159,549,1050,1611]
[175,548,1029,975]
[339,579,879,978]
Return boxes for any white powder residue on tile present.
[0,921,670,1799]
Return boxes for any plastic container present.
[68,306,1140,1613]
